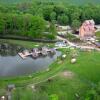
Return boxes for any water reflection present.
[0,43,24,56]
[0,42,61,77]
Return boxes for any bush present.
[45,34,55,40]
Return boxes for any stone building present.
[79,20,96,39]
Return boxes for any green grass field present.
[0,40,100,99]
[0,39,54,48]
[11,49,100,100]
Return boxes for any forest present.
[0,1,100,39]
[0,0,100,5]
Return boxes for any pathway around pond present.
[57,36,100,51]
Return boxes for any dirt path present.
[57,36,100,51]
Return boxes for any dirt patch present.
[57,61,63,64]
[59,71,74,79]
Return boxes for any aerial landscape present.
[0,0,100,100]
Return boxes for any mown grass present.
[2,49,100,99]
[12,77,90,100]
[0,39,54,48]
[96,31,100,41]
[66,51,100,83]
[96,31,100,37]
[11,49,100,100]
[0,40,100,99]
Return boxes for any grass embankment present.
[11,49,100,100]
[0,39,54,48]
[96,32,100,37]
[0,39,100,99]
[96,31,100,41]
[65,33,82,43]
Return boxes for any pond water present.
[0,43,61,77]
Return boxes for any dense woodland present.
[0,1,100,39]
[0,0,100,5]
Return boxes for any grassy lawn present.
[0,39,54,48]
[96,31,100,37]
[65,33,82,43]
[11,50,100,100]
[12,77,90,100]
[96,31,100,41]
[66,51,100,83]
[0,40,100,99]
[5,50,100,99]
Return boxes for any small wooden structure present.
[18,50,31,59]
[18,47,56,59]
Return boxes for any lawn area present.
[0,39,54,48]
[12,77,90,100]
[66,51,100,83]
[11,50,100,100]
[96,31,100,41]
[96,32,100,37]
[0,40,100,100]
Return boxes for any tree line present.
[0,2,100,39]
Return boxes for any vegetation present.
[0,42,99,99]
[0,39,54,48]
[0,0,100,99]
[0,1,100,39]
[0,13,46,38]
[65,33,81,42]
[0,0,100,5]
[96,31,100,37]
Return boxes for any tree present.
[29,16,46,38]
[22,14,33,35]
[81,5,94,21]
[35,8,43,17]
[57,14,69,25]
[0,13,5,34]
[71,19,81,31]
[54,5,65,16]
[50,11,56,22]
[49,22,57,35]
[43,6,53,21]
[69,6,82,23]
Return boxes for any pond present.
[0,43,61,77]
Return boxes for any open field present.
[0,39,54,48]
[12,49,100,100]
[0,40,100,99]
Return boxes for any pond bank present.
[0,35,57,43]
